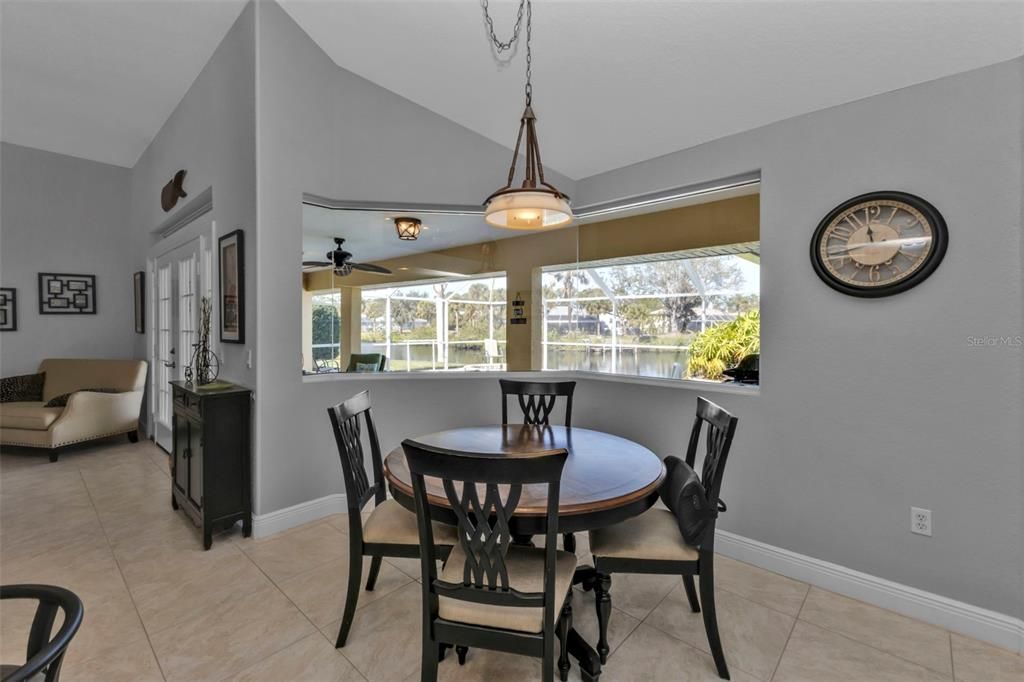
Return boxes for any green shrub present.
[686,311,760,380]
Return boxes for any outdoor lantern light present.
[394,217,422,240]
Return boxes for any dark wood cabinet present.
[170,381,252,549]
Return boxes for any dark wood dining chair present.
[0,584,84,682]
[403,439,579,682]
[327,390,455,648]
[499,379,579,552]
[587,397,738,679]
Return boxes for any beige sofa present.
[0,359,147,461]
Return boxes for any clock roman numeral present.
[831,222,854,239]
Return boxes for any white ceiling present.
[0,0,248,167]
[2,1,1020,175]
[281,0,1024,179]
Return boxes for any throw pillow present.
[0,372,46,403]
[354,362,379,373]
[44,388,120,408]
[659,455,714,546]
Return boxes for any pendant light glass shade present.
[483,106,572,230]
[484,190,572,230]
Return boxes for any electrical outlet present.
[911,507,932,536]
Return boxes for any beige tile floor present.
[2,439,1022,681]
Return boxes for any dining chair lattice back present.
[327,390,454,648]
[499,379,575,427]
[0,584,84,682]
[588,396,738,679]
[499,379,579,552]
[403,440,577,682]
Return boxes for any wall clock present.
[810,191,948,297]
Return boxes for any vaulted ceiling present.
[2,1,1021,174]
[0,0,248,167]
[281,0,1024,179]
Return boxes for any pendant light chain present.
[481,0,533,104]
[524,0,532,104]
[480,0,571,229]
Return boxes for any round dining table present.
[383,423,666,681]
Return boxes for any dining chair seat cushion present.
[438,544,577,633]
[363,499,457,546]
[589,508,699,562]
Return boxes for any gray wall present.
[128,1,256,388]
[252,0,574,515]
[254,2,1022,622]
[0,142,134,376]
[570,59,1024,618]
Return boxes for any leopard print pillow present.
[44,388,120,408]
[0,372,46,403]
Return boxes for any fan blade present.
[303,260,331,267]
[351,262,392,275]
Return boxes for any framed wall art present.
[133,271,145,333]
[218,229,245,343]
[0,288,16,331]
[38,273,96,314]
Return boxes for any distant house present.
[546,305,604,334]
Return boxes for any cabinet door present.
[187,417,203,509]
[172,414,189,494]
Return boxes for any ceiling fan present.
[302,237,392,276]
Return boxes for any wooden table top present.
[384,424,665,517]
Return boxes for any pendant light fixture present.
[481,0,572,230]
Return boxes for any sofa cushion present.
[0,402,64,430]
[1,373,46,403]
[38,359,146,402]
[44,388,120,408]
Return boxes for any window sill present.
[301,369,759,396]
[562,370,759,395]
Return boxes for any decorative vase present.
[192,296,220,385]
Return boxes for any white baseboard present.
[249,497,1022,654]
[251,493,347,538]
[715,529,1024,655]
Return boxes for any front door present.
[152,238,200,452]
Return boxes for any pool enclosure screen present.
[360,274,507,371]
[541,244,760,381]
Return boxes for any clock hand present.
[826,243,873,256]
[827,236,921,256]
[866,223,875,242]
